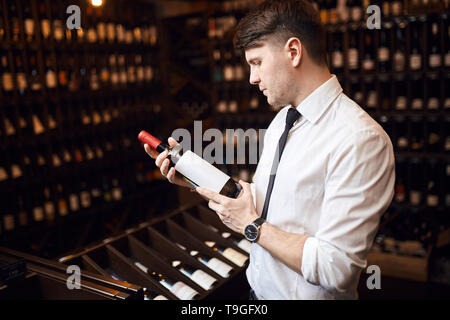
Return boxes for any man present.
[144,0,395,299]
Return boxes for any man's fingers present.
[144,144,158,159]
[196,187,231,205]
[167,167,176,183]
[168,137,179,147]
[155,150,168,167]
[160,158,170,177]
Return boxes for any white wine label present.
[394,52,405,71]
[175,150,230,194]
[153,295,168,300]
[69,194,79,211]
[429,54,441,68]
[217,100,227,113]
[33,114,45,135]
[427,195,439,207]
[191,269,217,290]
[412,98,423,110]
[170,281,198,300]
[11,164,22,178]
[351,7,362,21]
[17,72,27,90]
[222,248,248,267]
[53,20,64,40]
[378,47,389,62]
[25,19,34,36]
[228,100,238,113]
[112,187,122,201]
[0,167,8,181]
[445,53,450,67]
[409,191,421,206]
[44,201,55,221]
[207,257,233,278]
[348,48,358,69]
[332,51,343,68]
[80,191,91,208]
[97,23,106,41]
[46,70,56,88]
[367,91,376,108]
[41,20,51,39]
[237,239,252,254]
[410,54,421,70]
[362,58,374,71]
[397,137,408,148]
[396,96,407,110]
[4,214,14,231]
[107,23,115,41]
[33,206,44,222]
[224,64,234,81]
[428,98,439,110]
[59,200,68,216]
[2,73,14,91]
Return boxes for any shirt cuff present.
[301,236,320,285]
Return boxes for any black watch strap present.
[252,217,266,227]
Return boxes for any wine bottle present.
[410,118,424,151]
[221,231,252,254]
[39,2,50,41]
[362,31,375,72]
[394,159,406,203]
[378,25,391,72]
[138,131,242,198]
[410,75,424,110]
[176,242,234,278]
[132,259,199,300]
[331,31,344,73]
[409,18,423,71]
[393,20,406,72]
[142,288,168,301]
[428,20,442,70]
[171,260,218,291]
[395,116,408,151]
[409,159,423,206]
[427,74,440,110]
[9,2,20,42]
[394,74,407,110]
[204,240,248,267]
[23,2,35,42]
[348,28,360,72]
[1,54,14,96]
[426,160,440,207]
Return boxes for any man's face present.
[245,40,294,107]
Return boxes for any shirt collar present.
[294,75,343,125]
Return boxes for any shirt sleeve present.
[301,129,395,293]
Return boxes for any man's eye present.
[252,61,261,66]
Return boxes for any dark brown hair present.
[234,0,327,66]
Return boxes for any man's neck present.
[291,65,332,107]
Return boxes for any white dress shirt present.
[247,75,395,300]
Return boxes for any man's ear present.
[285,37,302,67]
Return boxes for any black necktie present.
[261,108,301,220]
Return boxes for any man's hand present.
[144,137,193,189]
[196,180,259,234]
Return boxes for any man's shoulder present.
[332,94,391,144]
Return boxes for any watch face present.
[245,224,258,242]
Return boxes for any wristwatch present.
[244,217,266,242]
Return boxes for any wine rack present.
[0,0,177,260]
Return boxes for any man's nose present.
[249,70,260,85]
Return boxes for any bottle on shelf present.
[175,242,234,278]
[393,20,407,72]
[394,159,406,203]
[347,28,360,72]
[203,240,248,267]
[132,259,200,300]
[409,17,423,71]
[428,19,442,70]
[39,1,50,41]
[331,31,344,74]
[426,117,441,153]
[394,74,407,110]
[9,2,20,42]
[138,131,242,198]
[409,159,423,206]
[410,75,424,110]
[410,117,424,152]
[395,116,408,151]
[377,25,391,72]
[426,74,441,111]
[362,31,375,72]
[29,52,42,94]
[1,54,14,96]
[426,160,440,207]
[23,2,35,42]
